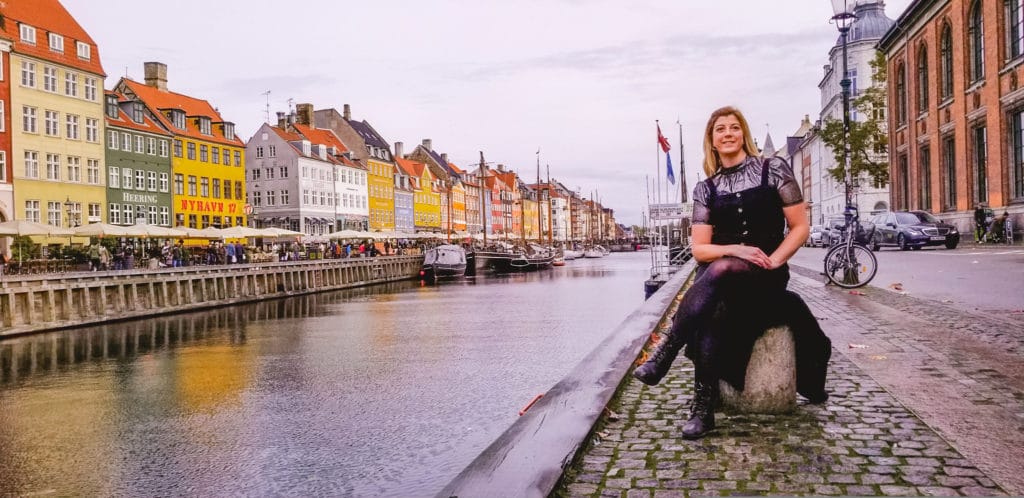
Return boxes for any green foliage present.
[10,236,40,261]
[819,50,890,188]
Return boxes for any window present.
[917,44,928,114]
[110,166,120,188]
[47,201,62,227]
[121,132,130,152]
[201,177,209,197]
[122,168,132,190]
[921,146,929,211]
[942,135,957,208]
[973,126,988,204]
[43,66,57,92]
[1009,1,1024,60]
[46,153,60,180]
[269,145,276,157]
[174,174,184,195]
[65,114,79,139]
[212,147,220,164]
[234,151,241,166]
[187,142,196,160]
[199,117,211,135]
[108,131,120,150]
[67,156,81,182]
[147,137,156,155]
[20,24,36,44]
[281,190,290,205]
[135,169,145,190]
[222,179,231,199]
[21,61,35,87]
[134,135,143,153]
[253,191,262,207]
[22,106,37,133]
[1011,111,1024,198]
[173,139,183,157]
[84,77,97,101]
[131,103,143,123]
[48,33,64,53]
[171,111,185,130]
[25,200,40,223]
[212,178,221,198]
[159,173,169,192]
[77,41,90,60]
[124,205,133,224]
[148,171,157,191]
[44,110,59,136]
[303,189,310,205]
[256,146,264,159]
[224,123,235,141]
[160,207,170,226]
[896,63,907,125]
[159,140,168,157]
[0,102,4,132]
[64,72,78,97]
[280,166,288,178]
[267,190,276,206]
[149,206,159,225]
[266,167,274,179]
[188,214,197,228]
[0,152,5,182]
[200,144,208,162]
[235,181,243,200]
[105,94,118,118]
[969,1,985,83]
[109,204,121,225]
[87,159,100,185]
[86,118,98,142]
[188,176,197,196]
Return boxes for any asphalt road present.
[789,243,1024,315]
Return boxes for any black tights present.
[667,257,789,384]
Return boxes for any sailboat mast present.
[479,151,487,246]
[546,165,553,245]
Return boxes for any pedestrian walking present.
[87,241,101,271]
[632,106,831,439]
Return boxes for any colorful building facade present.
[103,90,173,226]
[7,0,106,228]
[116,63,245,229]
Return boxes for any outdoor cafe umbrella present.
[178,227,225,239]
[218,225,264,238]
[325,229,371,239]
[259,227,304,237]
[72,222,131,238]
[0,220,75,236]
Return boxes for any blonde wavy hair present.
[701,106,760,178]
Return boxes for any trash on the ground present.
[849,290,866,296]
[888,282,904,291]
[849,343,869,349]
[869,355,887,360]
[604,408,620,421]
[596,431,609,439]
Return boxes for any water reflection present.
[0,252,650,497]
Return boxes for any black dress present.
[674,156,831,398]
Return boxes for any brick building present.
[880,0,1024,236]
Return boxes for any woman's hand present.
[728,244,773,268]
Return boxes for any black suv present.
[870,211,960,250]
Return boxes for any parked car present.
[806,225,825,247]
[870,210,960,250]
[821,216,875,247]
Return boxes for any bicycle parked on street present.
[823,205,878,288]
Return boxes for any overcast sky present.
[63,0,912,226]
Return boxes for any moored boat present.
[420,244,468,282]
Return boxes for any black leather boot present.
[681,381,717,439]
[632,333,685,386]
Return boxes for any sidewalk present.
[556,265,1022,497]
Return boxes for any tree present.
[819,50,890,188]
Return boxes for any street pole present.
[840,24,853,210]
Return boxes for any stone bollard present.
[719,326,797,414]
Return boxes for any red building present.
[0,35,12,225]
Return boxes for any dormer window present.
[170,110,185,130]
[132,102,144,124]
[224,122,235,141]
[105,95,118,119]
[77,42,91,60]
[48,33,63,53]
[198,117,211,135]
[20,24,36,45]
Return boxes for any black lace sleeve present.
[767,157,803,207]
[692,181,710,225]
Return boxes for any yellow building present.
[368,158,395,231]
[450,181,466,232]
[397,158,440,231]
[8,1,106,227]
[116,63,246,228]
[523,196,539,241]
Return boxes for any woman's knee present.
[705,257,751,281]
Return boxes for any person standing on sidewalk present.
[632,106,831,439]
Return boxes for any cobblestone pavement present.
[556,265,1020,497]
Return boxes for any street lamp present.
[830,0,858,210]
[63,197,79,227]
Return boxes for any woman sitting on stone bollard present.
[632,106,831,439]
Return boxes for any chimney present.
[422,138,432,151]
[441,153,448,164]
[497,164,505,172]
[144,62,168,91]
[286,112,296,127]
[276,112,286,128]
[343,104,351,121]
[394,141,404,158]
[296,103,314,127]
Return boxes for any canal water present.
[0,252,651,497]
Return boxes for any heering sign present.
[122,192,159,204]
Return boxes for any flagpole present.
[654,120,662,254]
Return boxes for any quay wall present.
[438,260,695,498]
[0,256,423,338]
